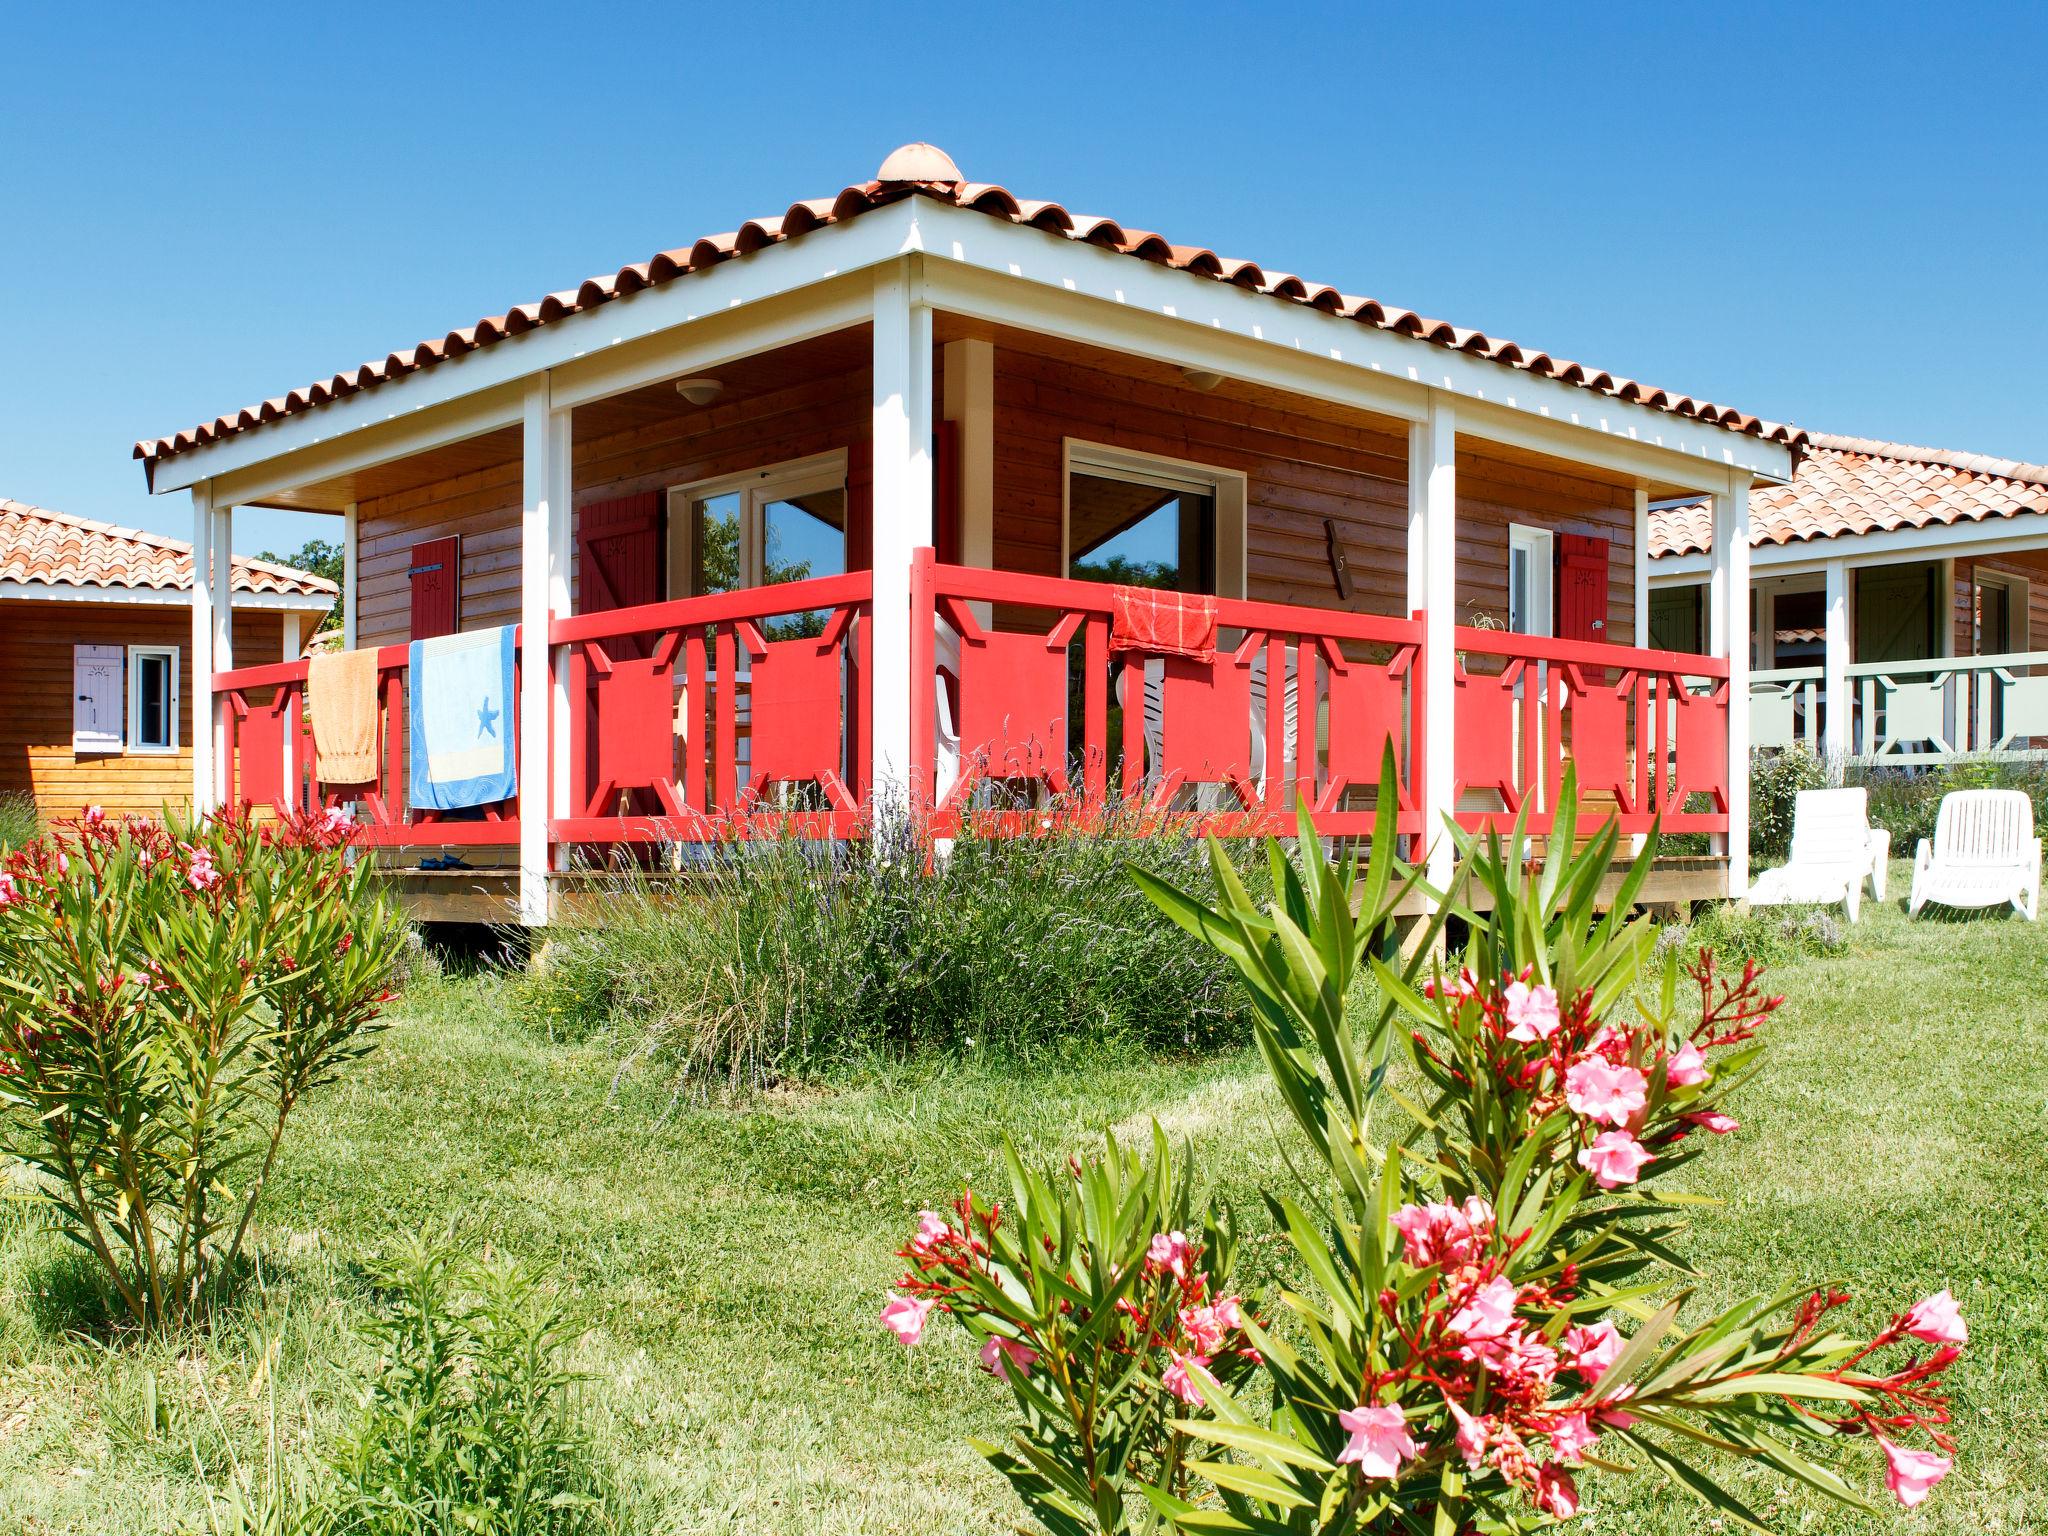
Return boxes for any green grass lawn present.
[2,879,2044,1534]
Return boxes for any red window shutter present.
[576,493,664,660]
[933,421,961,566]
[409,536,460,641]
[1555,533,1609,644]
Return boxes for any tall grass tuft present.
[1852,755,2048,852]
[0,792,37,851]
[525,800,1267,1096]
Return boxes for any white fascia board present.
[0,581,335,614]
[146,210,923,502]
[1650,510,2048,584]
[910,200,1795,492]
[154,191,1791,508]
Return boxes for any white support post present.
[869,259,935,805]
[208,502,235,811]
[1405,422,1430,621]
[281,611,302,799]
[341,501,359,650]
[1823,558,1850,774]
[519,376,570,926]
[190,483,217,815]
[1415,400,1457,888]
[1711,473,1753,896]
[1633,486,1651,647]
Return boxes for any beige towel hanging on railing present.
[307,647,380,784]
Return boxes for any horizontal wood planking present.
[0,601,282,823]
[1952,552,2048,658]
[354,338,1637,647]
[354,362,876,649]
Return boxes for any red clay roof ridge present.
[1801,431,2048,487]
[135,145,1806,469]
[0,497,339,596]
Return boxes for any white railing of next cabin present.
[1751,649,2048,765]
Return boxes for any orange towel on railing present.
[1108,585,1219,662]
[307,647,379,785]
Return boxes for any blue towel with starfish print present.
[407,625,517,810]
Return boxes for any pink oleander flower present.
[1502,978,1561,1042]
[1446,1398,1490,1470]
[978,1334,1039,1381]
[879,1292,935,1347]
[83,805,104,826]
[1423,967,1480,1005]
[1682,1108,1739,1135]
[1903,1288,1968,1346]
[0,872,16,908]
[1163,1351,1208,1406]
[1534,1462,1579,1518]
[1214,1294,1245,1331]
[1447,1276,1519,1343]
[1390,1196,1494,1269]
[1546,1411,1599,1464]
[1564,1057,1649,1126]
[1561,1319,1625,1384]
[1179,1303,1228,1356]
[1664,1039,1710,1087]
[184,845,220,893]
[1878,1438,1951,1508]
[909,1210,950,1255]
[1470,1324,1559,1390]
[1146,1230,1192,1280]
[1577,1129,1653,1189]
[1335,1403,1420,1478]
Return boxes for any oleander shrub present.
[1750,743,1829,861]
[528,800,1267,1094]
[884,766,1965,1532]
[0,805,405,1335]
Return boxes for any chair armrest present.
[1870,828,1892,866]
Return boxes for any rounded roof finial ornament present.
[876,142,963,184]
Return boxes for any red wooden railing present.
[550,570,874,843]
[213,633,523,847]
[913,555,1425,837]
[211,553,1731,857]
[1450,628,1730,836]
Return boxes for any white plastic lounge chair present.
[1909,788,2041,920]
[1747,787,1891,923]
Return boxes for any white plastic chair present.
[1747,787,1891,923]
[1909,788,2041,920]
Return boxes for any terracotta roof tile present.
[0,499,338,601]
[1649,434,2048,558]
[136,144,1806,472]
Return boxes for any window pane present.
[760,488,846,639]
[139,654,168,747]
[1508,546,1528,633]
[691,492,742,596]
[762,488,846,586]
[1069,473,1213,592]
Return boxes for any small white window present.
[1506,525,1554,636]
[127,645,179,754]
[668,451,848,599]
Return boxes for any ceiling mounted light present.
[674,377,724,405]
[1179,368,1224,392]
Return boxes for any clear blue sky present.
[4,3,2043,559]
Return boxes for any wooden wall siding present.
[1951,553,2048,659]
[0,601,282,822]
[351,341,1637,648]
[986,348,1636,632]
[352,369,875,649]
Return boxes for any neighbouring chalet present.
[1650,435,2048,768]
[132,143,1801,923]
[0,499,334,824]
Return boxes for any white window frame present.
[1060,440,1249,599]
[665,449,848,596]
[1506,524,1555,637]
[126,643,180,755]
[1975,568,2029,655]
